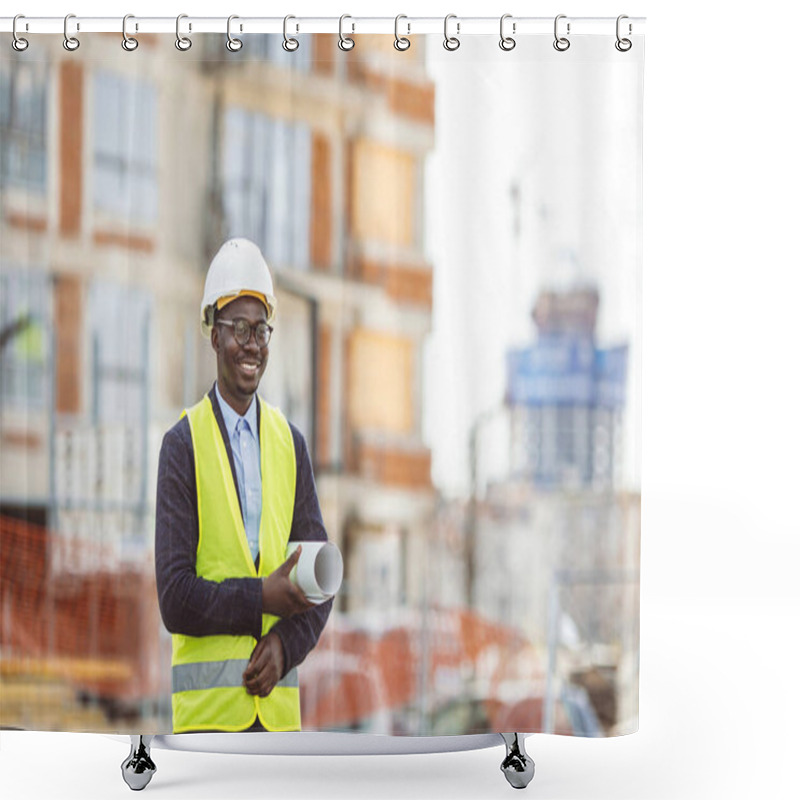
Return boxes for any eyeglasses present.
[216,318,273,347]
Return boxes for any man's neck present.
[215,382,254,418]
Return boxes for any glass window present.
[0,268,49,408]
[222,108,311,270]
[93,72,158,224]
[261,290,315,458]
[220,34,313,71]
[0,62,47,191]
[88,280,151,424]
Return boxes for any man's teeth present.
[240,362,259,373]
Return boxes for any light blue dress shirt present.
[215,384,262,562]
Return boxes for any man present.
[155,238,332,733]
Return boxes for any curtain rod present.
[0,16,646,36]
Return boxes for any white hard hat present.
[200,238,276,337]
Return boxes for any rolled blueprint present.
[286,541,343,604]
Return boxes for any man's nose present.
[242,328,260,351]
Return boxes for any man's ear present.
[210,325,220,353]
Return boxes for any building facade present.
[0,33,436,727]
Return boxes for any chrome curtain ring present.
[12,14,29,52]
[226,14,243,51]
[283,15,299,52]
[338,14,355,51]
[553,14,570,52]
[63,13,80,51]
[443,14,460,51]
[121,14,138,51]
[394,14,411,51]
[175,14,192,51]
[499,14,516,51]
[615,14,632,52]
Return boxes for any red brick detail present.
[54,275,82,415]
[313,34,336,74]
[59,62,83,237]
[352,258,433,308]
[386,76,435,126]
[350,67,435,125]
[346,54,367,84]
[6,212,47,232]
[96,32,159,47]
[93,230,155,253]
[1,430,43,448]
[354,442,432,490]
[311,133,332,269]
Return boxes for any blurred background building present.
[506,287,627,490]
[1,33,438,733]
[428,285,640,735]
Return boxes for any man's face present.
[211,295,269,414]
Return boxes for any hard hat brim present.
[200,292,276,337]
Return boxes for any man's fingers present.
[244,637,270,678]
[287,582,317,612]
[278,546,302,574]
[243,664,278,697]
[245,673,271,694]
[244,670,272,694]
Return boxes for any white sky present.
[423,35,643,496]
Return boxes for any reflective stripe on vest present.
[173,662,299,693]
[171,394,300,733]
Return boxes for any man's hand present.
[261,546,316,618]
[243,632,284,697]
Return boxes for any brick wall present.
[54,275,82,415]
[59,62,83,237]
[311,133,332,268]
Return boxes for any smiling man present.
[155,238,332,734]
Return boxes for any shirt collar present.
[214,382,258,441]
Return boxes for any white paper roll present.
[286,541,343,603]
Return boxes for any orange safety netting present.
[299,608,543,731]
[0,514,161,699]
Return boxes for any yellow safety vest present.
[171,394,301,733]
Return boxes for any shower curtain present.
[0,22,642,739]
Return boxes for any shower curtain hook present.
[283,15,299,51]
[394,15,411,51]
[553,14,570,52]
[226,14,243,51]
[175,14,192,51]
[63,13,80,51]
[615,15,632,51]
[338,15,355,51]
[122,14,138,51]
[11,14,29,52]
[499,14,516,51]
[443,14,460,51]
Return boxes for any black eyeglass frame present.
[215,318,273,348]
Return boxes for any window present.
[223,108,311,270]
[0,62,47,191]
[348,329,413,434]
[0,268,49,408]
[93,72,157,224]
[88,280,151,424]
[247,35,313,72]
[215,34,313,72]
[351,139,416,247]
[261,290,316,459]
